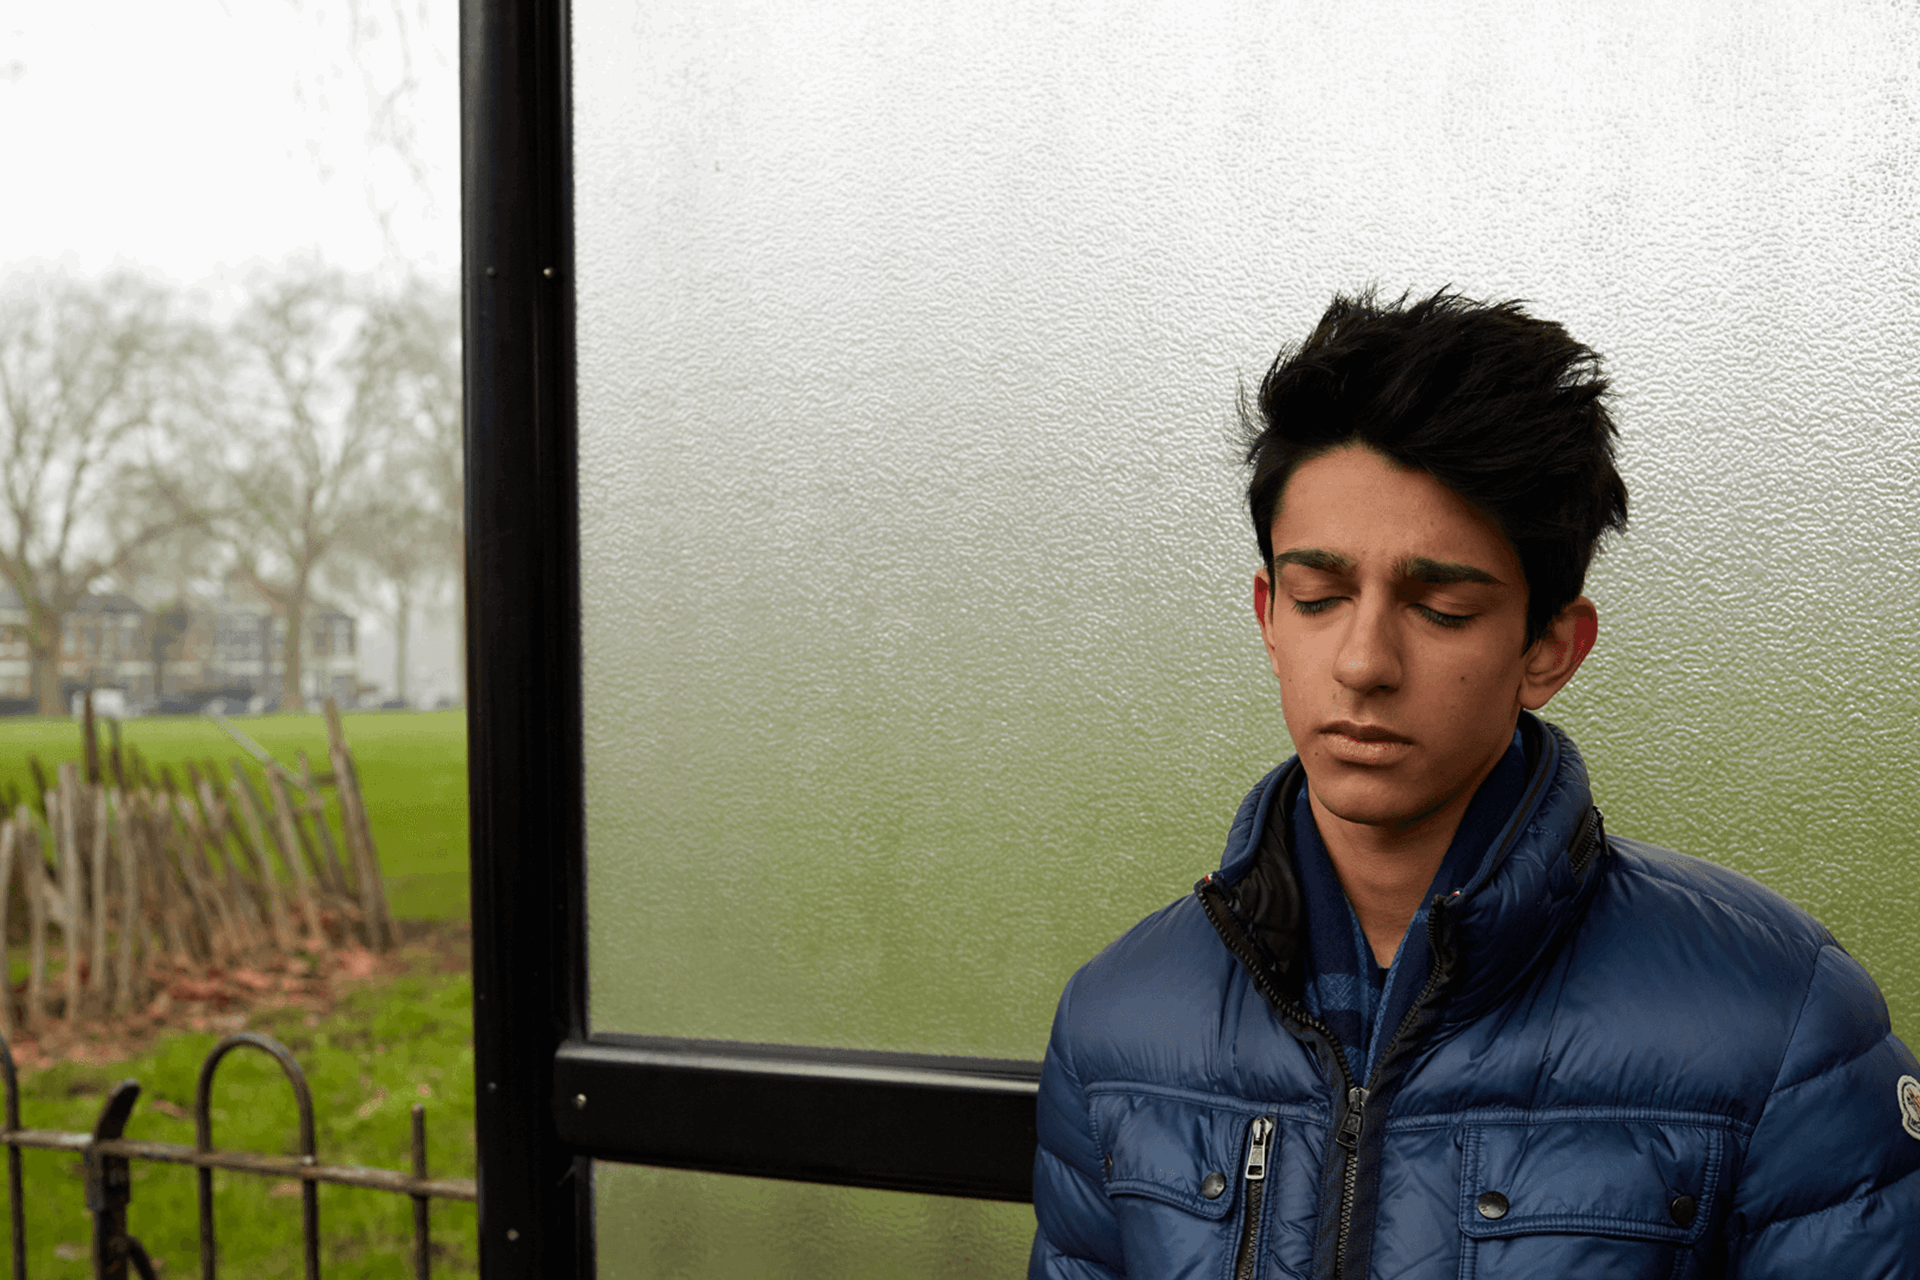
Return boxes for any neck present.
[1307,766,1496,967]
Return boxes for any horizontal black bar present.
[1,1128,478,1200]
[553,1037,1042,1202]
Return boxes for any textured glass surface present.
[575,0,1920,1078]
[594,1164,1030,1279]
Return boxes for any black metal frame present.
[461,0,1043,1275]
[461,0,587,1273]
[552,1037,1039,1203]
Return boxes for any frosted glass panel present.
[575,0,1920,1076]
[593,1164,1031,1279]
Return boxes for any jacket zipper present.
[1233,1116,1275,1280]
[1330,895,1457,1276]
[1196,879,1364,1274]
[1331,1086,1369,1270]
[1199,873,1458,1279]
[1568,806,1605,878]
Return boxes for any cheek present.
[1437,651,1525,717]
[1269,634,1319,696]
[1270,653,1314,726]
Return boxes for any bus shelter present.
[462,2,1920,1273]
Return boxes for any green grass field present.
[3,953,477,1277]
[0,709,470,921]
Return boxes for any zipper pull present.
[1243,1117,1274,1181]
[1335,1086,1369,1151]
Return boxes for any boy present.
[1029,289,1920,1278]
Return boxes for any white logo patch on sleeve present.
[1899,1075,1920,1141]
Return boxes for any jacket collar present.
[1212,713,1606,1021]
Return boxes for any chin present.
[1303,760,1450,831]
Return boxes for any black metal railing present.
[0,1029,476,1278]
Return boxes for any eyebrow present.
[1273,547,1500,586]
[1398,556,1501,586]
[1272,547,1354,574]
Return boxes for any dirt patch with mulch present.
[4,918,470,1073]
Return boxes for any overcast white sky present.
[1,0,462,702]
[0,0,458,281]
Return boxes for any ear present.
[1253,567,1284,680]
[1519,596,1597,710]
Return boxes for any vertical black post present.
[86,1081,142,1279]
[4,1033,27,1280]
[461,0,585,1275]
[411,1102,432,1280]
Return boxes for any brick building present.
[0,582,358,712]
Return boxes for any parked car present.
[148,694,202,715]
[146,686,258,716]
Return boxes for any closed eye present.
[1291,598,1341,616]
[1417,605,1473,629]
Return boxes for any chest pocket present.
[1087,1089,1270,1280]
[1458,1117,1727,1280]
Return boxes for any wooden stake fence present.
[0,708,394,1031]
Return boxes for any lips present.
[1323,721,1411,744]
[1319,721,1414,766]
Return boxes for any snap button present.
[1476,1191,1509,1220]
[1199,1172,1228,1200]
[1669,1194,1696,1228]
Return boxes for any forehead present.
[1270,446,1521,580]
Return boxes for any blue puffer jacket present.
[1031,716,1920,1278]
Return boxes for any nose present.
[1333,598,1402,692]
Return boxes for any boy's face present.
[1253,445,1592,837]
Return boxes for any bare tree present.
[0,267,192,713]
[177,259,387,711]
[108,511,228,702]
[284,0,455,261]
[341,270,462,702]
[335,499,434,704]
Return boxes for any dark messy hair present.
[1241,287,1629,646]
